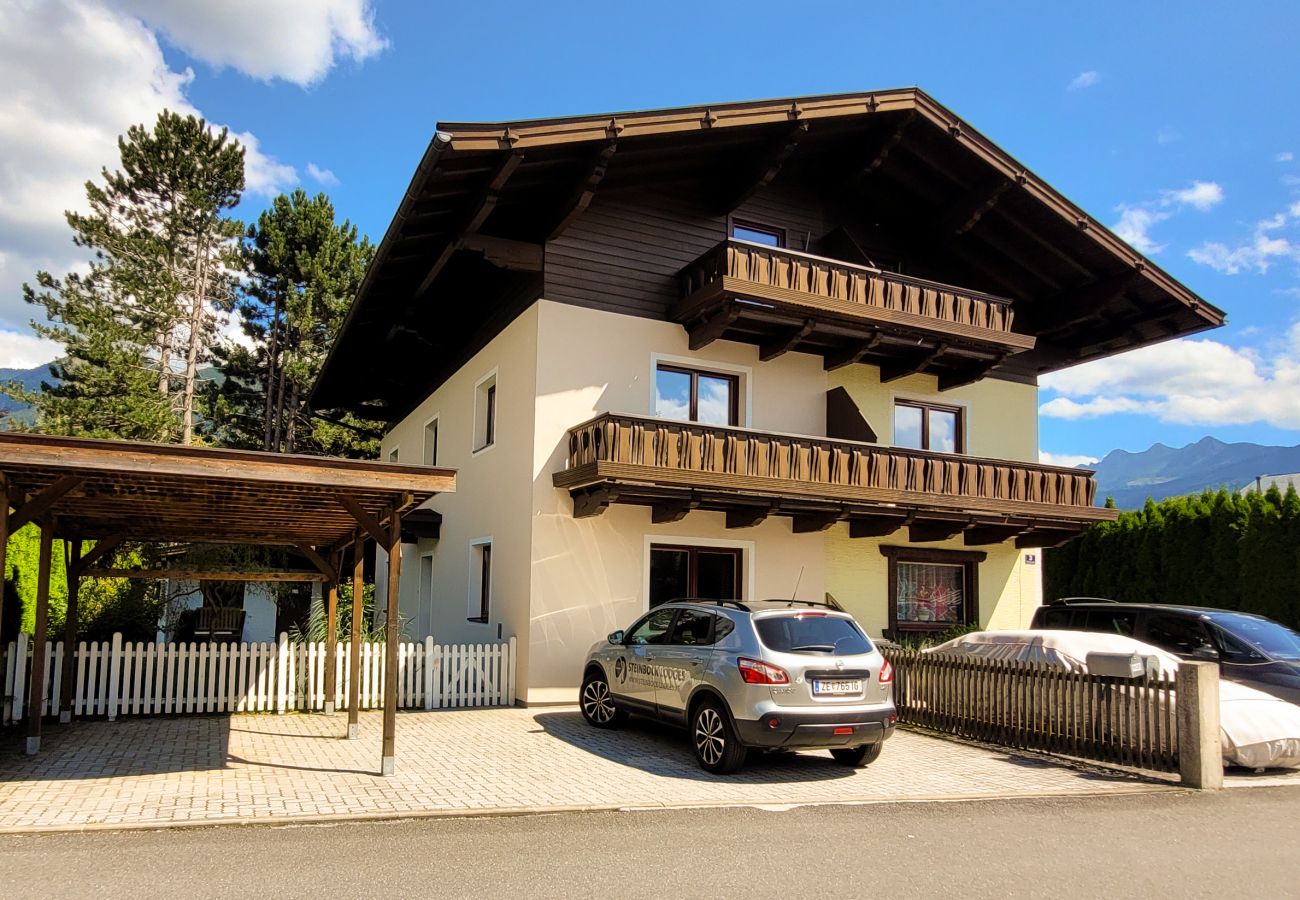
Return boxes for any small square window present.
[387,447,400,463]
[474,373,497,452]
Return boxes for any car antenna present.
[790,565,805,602]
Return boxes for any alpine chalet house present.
[311,90,1223,705]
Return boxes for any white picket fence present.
[1,633,516,724]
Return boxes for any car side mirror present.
[1192,646,1220,662]
[608,630,625,645]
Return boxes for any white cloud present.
[109,1,386,87]
[1039,450,1100,469]
[1112,207,1169,254]
[0,328,62,368]
[1156,128,1181,145]
[1187,202,1300,275]
[1041,326,1300,430]
[0,0,336,331]
[1163,180,1224,212]
[1277,152,1294,163]
[306,162,340,187]
[1111,181,1226,255]
[1067,70,1099,91]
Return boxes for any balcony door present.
[649,544,742,607]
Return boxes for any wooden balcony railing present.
[675,240,1035,361]
[555,414,1113,533]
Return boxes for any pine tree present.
[210,190,379,457]
[4,111,244,444]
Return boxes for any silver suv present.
[579,599,896,774]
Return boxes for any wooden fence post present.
[423,636,435,711]
[276,632,289,715]
[1176,661,1223,790]
[106,632,123,721]
[12,631,28,722]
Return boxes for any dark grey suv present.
[1031,600,1300,704]
[580,599,896,774]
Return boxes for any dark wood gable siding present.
[544,182,828,321]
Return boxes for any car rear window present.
[755,613,872,655]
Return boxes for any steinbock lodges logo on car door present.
[614,655,690,689]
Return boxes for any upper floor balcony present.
[554,413,1115,547]
[675,240,1036,388]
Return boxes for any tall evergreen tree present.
[5,111,245,444]
[210,190,379,457]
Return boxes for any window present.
[1145,614,1215,657]
[649,544,742,607]
[894,400,963,453]
[1081,609,1138,637]
[881,547,984,635]
[655,364,738,426]
[755,614,873,655]
[626,607,677,645]
[730,219,784,247]
[469,541,491,622]
[387,447,400,463]
[418,555,434,639]
[668,609,719,646]
[474,372,497,452]
[423,417,439,466]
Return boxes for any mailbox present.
[1085,651,1161,679]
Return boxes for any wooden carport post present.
[59,539,81,723]
[381,507,403,776]
[0,474,9,653]
[323,550,341,715]
[25,521,54,755]
[348,532,364,740]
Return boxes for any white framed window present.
[473,369,498,454]
[387,446,400,463]
[649,353,752,427]
[642,533,756,612]
[468,537,492,623]
[423,415,440,466]
[891,391,969,454]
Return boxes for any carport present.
[0,431,454,774]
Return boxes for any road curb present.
[0,782,1182,836]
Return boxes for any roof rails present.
[759,599,841,610]
[677,598,751,612]
[1050,597,1118,606]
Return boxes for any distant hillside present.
[1091,437,1300,509]
[0,363,57,425]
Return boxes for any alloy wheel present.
[695,707,725,766]
[581,679,615,724]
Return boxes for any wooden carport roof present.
[0,431,455,771]
[0,431,454,546]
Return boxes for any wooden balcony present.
[675,240,1036,388]
[554,414,1116,547]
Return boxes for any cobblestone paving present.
[0,708,1282,832]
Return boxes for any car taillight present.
[738,657,789,685]
[879,659,894,684]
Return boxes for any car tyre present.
[831,742,883,767]
[692,698,746,774]
[579,670,627,728]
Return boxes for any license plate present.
[812,679,862,695]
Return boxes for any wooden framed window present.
[655,364,739,426]
[893,399,964,453]
[469,541,492,622]
[649,544,742,608]
[880,546,985,636]
[729,217,785,248]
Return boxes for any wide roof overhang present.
[312,88,1224,418]
[0,431,455,547]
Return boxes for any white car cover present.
[926,630,1300,769]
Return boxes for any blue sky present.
[2,0,1298,464]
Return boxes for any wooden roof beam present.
[687,307,740,351]
[548,139,617,241]
[880,343,950,383]
[459,234,543,272]
[759,319,816,361]
[1025,266,1147,334]
[936,174,1019,236]
[294,542,339,582]
[823,333,882,371]
[716,121,809,213]
[850,112,915,184]
[69,536,124,577]
[83,568,332,582]
[414,150,524,298]
[937,353,1008,391]
[8,475,82,532]
[909,519,969,543]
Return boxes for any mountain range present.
[1088,437,1300,509]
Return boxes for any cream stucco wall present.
[527,300,830,703]
[829,366,1039,462]
[378,304,540,690]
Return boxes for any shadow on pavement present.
[533,710,858,784]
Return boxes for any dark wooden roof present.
[0,432,455,547]
[312,88,1224,418]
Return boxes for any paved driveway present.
[0,707,1285,833]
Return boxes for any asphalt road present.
[1,788,1296,899]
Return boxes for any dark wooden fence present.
[882,648,1179,773]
